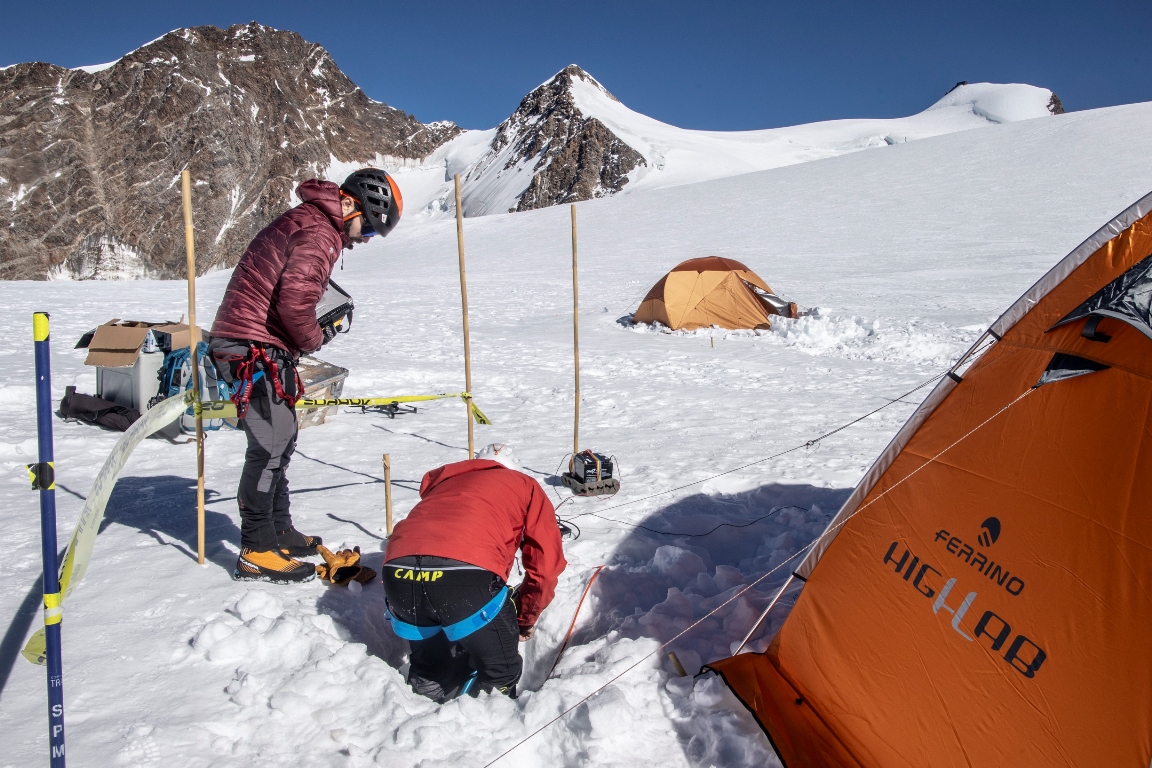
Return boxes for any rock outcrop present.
[464,65,646,214]
[0,23,458,279]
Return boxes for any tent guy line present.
[564,368,949,525]
[480,378,1038,768]
[580,505,814,539]
[480,543,816,768]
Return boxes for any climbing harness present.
[230,344,304,419]
[385,585,509,642]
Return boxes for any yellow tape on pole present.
[43,592,62,626]
[32,312,50,342]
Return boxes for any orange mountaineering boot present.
[234,548,316,583]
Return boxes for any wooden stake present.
[382,453,393,536]
[571,204,580,457]
[453,174,474,458]
[181,170,205,566]
[668,651,688,677]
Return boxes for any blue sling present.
[386,586,509,642]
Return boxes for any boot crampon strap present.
[278,527,322,557]
[316,545,377,586]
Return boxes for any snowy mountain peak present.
[551,63,620,103]
[453,65,646,215]
[927,81,1064,123]
[405,72,1068,222]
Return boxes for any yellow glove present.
[315,545,377,586]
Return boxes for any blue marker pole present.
[32,312,66,767]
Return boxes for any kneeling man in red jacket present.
[383,444,567,701]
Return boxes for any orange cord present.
[547,565,605,679]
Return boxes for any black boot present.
[277,527,322,557]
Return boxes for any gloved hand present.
[519,625,535,642]
[315,545,377,585]
[321,323,339,346]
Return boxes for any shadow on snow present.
[526,482,850,767]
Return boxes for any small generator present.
[561,450,621,497]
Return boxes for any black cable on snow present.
[565,370,948,527]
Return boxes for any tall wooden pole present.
[453,174,474,458]
[571,204,580,457]
[181,170,206,566]
[382,453,393,536]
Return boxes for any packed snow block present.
[296,355,348,430]
[77,319,204,413]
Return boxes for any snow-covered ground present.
[2,100,1152,767]
[383,77,1059,220]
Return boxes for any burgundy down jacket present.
[211,180,350,357]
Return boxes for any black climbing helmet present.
[340,168,403,238]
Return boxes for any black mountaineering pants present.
[209,338,300,552]
[383,556,522,703]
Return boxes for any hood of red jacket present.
[419,459,509,497]
[296,179,351,250]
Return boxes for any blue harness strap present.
[386,586,509,642]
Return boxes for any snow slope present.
[390,75,1059,219]
[2,101,1151,767]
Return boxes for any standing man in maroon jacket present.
[209,169,403,584]
[383,444,567,701]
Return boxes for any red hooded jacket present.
[211,180,350,357]
[384,460,567,629]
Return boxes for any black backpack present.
[58,386,141,432]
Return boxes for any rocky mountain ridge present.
[1,24,1068,280]
[0,23,458,279]
[412,68,1066,221]
[470,65,646,214]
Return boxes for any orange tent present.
[708,192,1152,767]
[633,256,797,330]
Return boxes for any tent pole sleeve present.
[733,574,794,655]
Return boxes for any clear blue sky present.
[3,1,1149,130]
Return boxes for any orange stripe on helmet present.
[386,175,403,218]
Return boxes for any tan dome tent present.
[707,190,1152,767]
[633,256,797,331]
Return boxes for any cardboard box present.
[82,319,199,368]
[79,319,207,414]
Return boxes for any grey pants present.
[209,338,299,552]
